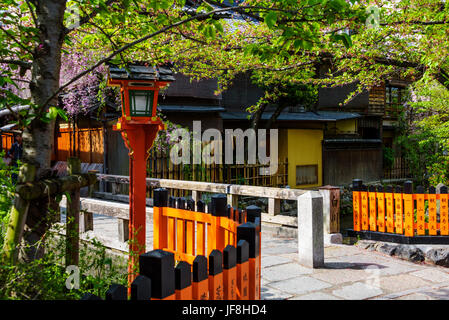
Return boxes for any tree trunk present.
[265,101,287,129]
[19,0,67,262]
[250,103,267,131]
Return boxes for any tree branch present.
[63,0,119,35]
[380,20,447,26]
[0,26,34,55]
[25,0,38,28]
[38,5,270,114]
[0,60,32,69]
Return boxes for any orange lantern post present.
[107,64,174,290]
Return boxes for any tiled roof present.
[108,64,175,82]
[158,105,225,112]
[219,111,361,121]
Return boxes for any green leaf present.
[264,11,278,29]
[48,107,59,120]
[55,107,69,121]
[213,21,224,34]
[329,0,348,11]
[340,33,352,48]
[294,39,313,51]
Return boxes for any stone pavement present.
[62,211,449,300]
[260,230,449,300]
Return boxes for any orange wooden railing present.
[151,188,262,300]
[82,243,258,301]
[81,188,263,301]
[352,180,448,237]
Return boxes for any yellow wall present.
[336,119,357,134]
[286,129,323,189]
[278,129,288,161]
[325,119,357,135]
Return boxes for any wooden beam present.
[1,163,36,264]
[16,173,97,200]
[66,157,81,267]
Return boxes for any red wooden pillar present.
[208,250,224,300]
[223,245,237,300]
[192,255,209,300]
[153,188,169,250]
[352,179,362,231]
[236,240,250,300]
[175,261,193,300]
[210,194,228,254]
[237,222,260,300]
[114,122,160,291]
[246,205,262,300]
[130,275,151,300]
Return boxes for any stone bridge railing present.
[64,173,341,268]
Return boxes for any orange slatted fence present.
[153,189,251,264]
[81,199,261,300]
[1,133,14,154]
[352,179,449,240]
[82,189,262,301]
[151,188,261,300]
[55,127,103,163]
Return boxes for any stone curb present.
[356,240,449,267]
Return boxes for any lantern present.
[107,63,174,292]
[107,64,174,124]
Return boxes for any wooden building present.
[48,69,409,188]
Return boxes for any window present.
[385,85,408,117]
[358,117,381,139]
[296,165,318,185]
[129,90,154,117]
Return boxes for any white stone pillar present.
[297,191,324,268]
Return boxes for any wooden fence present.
[93,173,307,217]
[351,179,449,243]
[152,189,261,300]
[81,192,262,300]
[55,127,103,163]
[148,148,288,188]
[383,156,411,180]
[1,132,14,154]
[3,158,97,264]
[54,129,287,188]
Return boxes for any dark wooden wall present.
[106,128,129,176]
[322,140,383,185]
[221,73,265,112]
[161,74,221,100]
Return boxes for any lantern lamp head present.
[107,64,175,123]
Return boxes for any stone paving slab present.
[395,293,436,300]
[263,245,298,255]
[309,268,369,285]
[263,262,313,282]
[419,286,449,300]
[374,281,449,300]
[410,269,449,283]
[376,274,431,293]
[261,255,294,268]
[291,292,342,300]
[267,276,333,296]
[260,286,294,300]
[332,282,384,300]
